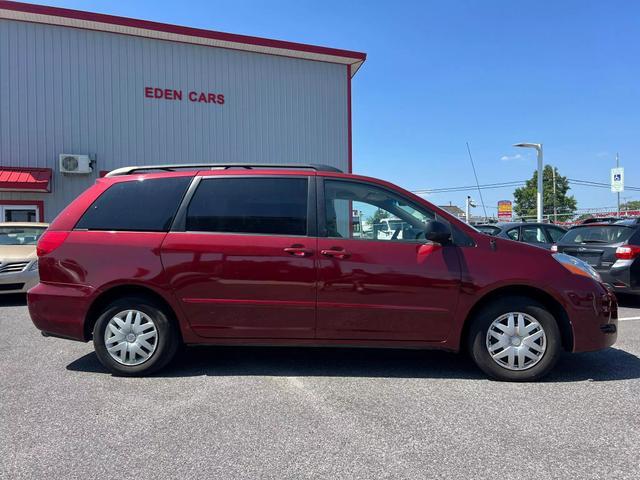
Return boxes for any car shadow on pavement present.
[0,293,27,307]
[67,345,640,382]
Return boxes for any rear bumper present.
[598,262,639,294]
[567,286,618,353]
[0,270,39,294]
[27,282,94,342]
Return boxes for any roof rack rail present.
[105,163,343,177]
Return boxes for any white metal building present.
[0,1,366,221]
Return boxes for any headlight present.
[28,260,38,272]
[552,253,601,282]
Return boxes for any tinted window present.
[506,228,519,240]
[521,225,547,243]
[76,177,190,231]
[186,177,308,236]
[324,180,435,242]
[546,226,566,242]
[561,226,635,244]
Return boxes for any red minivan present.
[28,164,617,381]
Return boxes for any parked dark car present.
[552,223,640,295]
[615,218,640,226]
[476,222,567,250]
[28,164,617,381]
[581,217,619,225]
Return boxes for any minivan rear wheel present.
[467,296,561,381]
[93,296,179,376]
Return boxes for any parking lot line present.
[619,317,640,321]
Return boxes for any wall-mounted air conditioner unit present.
[59,154,93,174]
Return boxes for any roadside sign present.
[611,167,624,192]
[497,200,512,220]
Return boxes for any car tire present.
[93,295,179,376]
[467,296,562,382]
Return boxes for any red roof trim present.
[0,167,52,192]
[0,1,366,63]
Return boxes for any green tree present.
[368,208,390,225]
[621,200,640,211]
[513,165,577,221]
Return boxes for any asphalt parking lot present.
[1,295,640,479]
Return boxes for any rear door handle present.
[284,246,314,257]
[320,248,350,259]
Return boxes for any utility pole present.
[552,166,557,223]
[616,153,620,217]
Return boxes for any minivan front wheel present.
[93,296,179,376]
[468,296,561,381]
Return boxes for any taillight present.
[37,231,70,257]
[615,245,640,260]
[550,244,558,252]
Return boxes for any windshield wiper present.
[580,239,609,244]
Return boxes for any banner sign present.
[611,167,624,193]
[497,200,513,220]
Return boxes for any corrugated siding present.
[0,18,348,220]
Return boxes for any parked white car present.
[0,222,48,294]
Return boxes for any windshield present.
[561,226,634,245]
[0,227,46,245]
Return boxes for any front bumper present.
[0,269,39,294]
[28,282,95,341]
[567,286,618,353]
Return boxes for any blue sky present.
[39,0,640,213]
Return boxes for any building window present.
[0,203,42,222]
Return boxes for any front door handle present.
[320,248,350,259]
[284,246,314,257]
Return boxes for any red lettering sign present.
[145,86,224,105]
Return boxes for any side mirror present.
[424,220,451,244]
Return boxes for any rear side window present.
[546,226,566,242]
[520,225,547,244]
[506,228,519,240]
[186,177,308,236]
[76,177,191,231]
[561,226,635,244]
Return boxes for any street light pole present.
[553,167,557,223]
[465,196,476,224]
[514,143,544,222]
[616,152,620,217]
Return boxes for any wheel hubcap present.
[486,312,546,371]
[104,309,158,366]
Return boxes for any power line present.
[466,142,488,219]
[411,178,640,195]
[412,181,525,194]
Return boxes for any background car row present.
[476,220,640,296]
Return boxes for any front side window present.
[76,177,191,232]
[324,180,435,242]
[186,177,308,236]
